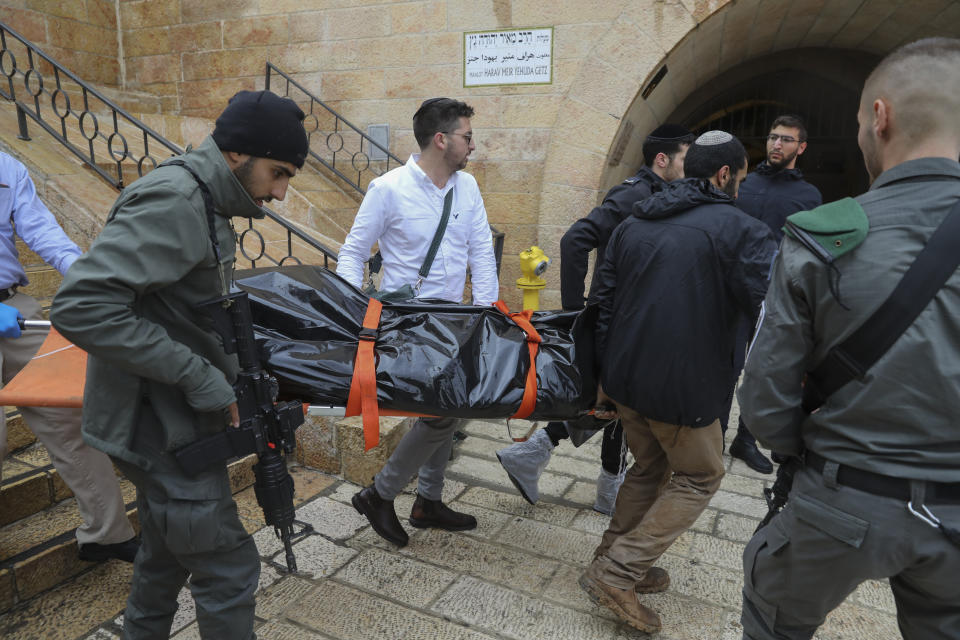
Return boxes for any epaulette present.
[783,197,869,261]
[622,176,641,186]
[783,197,869,309]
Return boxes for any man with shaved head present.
[738,38,960,639]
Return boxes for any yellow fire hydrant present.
[517,246,550,311]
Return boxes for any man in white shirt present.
[337,97,499,546]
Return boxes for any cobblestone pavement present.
[73,418,898,640]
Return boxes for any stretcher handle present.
[18,319,51,330]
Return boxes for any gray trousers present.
[0,292,133,545]
[374,416,461,501]
[115,406,259,640]
[742,463,960,639]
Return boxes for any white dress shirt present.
[337,155,499,306]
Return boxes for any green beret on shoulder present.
[783,197,869,262]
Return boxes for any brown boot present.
[409,495,477,531]
[635,567,670,594]
[578,573,662,633]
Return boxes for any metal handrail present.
[265,62,505,274]
[0,21,339,269]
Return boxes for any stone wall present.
[0,1,119,86]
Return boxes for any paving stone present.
[656,552,744,610]
[708,489,769,519]
[454,433,506,458]
[402,478,468,503]
[294,496,369,541]
[541,563,618,620]
[563,479,597,507]
[287,579,496,639]
[688,532,746,571]
[326,481,358,504]
[81,630,120,639]
[334,546,458,607]
[570,508,611,535]
[635,591,731,640]
[255,575,317,620]
[716,512,762,543]
[447,502,513,540]
[399,528,558,593]
[494,516,599,566]
[727,457,778,481]
[170,622,200,640]
[169,586,197,635]
[458,486,581,526]
[692,507,718,534]
[719,471,767,497]
[545,452,601,480]
[818,599,900,639]
[255,619,327,639]
[433,575,622,640]
[446,454,574,500]
[272,534,357,578]
[850,578,896,612]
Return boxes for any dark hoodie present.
[588,178,777,427]
[737,162,822,241]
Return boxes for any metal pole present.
[15,104,30,140]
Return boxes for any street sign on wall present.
[463,27,553,87]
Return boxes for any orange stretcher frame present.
[0,299,544,453]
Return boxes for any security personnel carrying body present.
[738,38,960,639]
[52,91,309,640]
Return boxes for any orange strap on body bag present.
[345,298,384,451]
[493,301,542,419]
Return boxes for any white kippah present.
[695,130,733,145]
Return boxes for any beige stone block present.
[14,540,87,601]
[513,0,623,26]
[542,143,606,192]
[498,95,560,129]
[286,11,326,44]
[474,128,551,163]
[337,415,413,485]
[127,53,180,85]
[179,77,258,118]
[482,192,539,226]
[567,58,638,118]
[382,65,457,99]
[169,21,223,52]
[390,1,446,34]
[418,32,461,66]
[120,0,180,30]
[49,469,73,502]
[0,8,47,44]
[324,6,390,40]
[295,413,340,474]
[182,46,279,81]
[323,69,386,101]
[182,0,259,22]
[42,46,118,85]
[0,568,13,614]
[446,0,510,31]
[25,0,86,21]
[87,0,117,28]
[279,42,329,73]
[5,411,36,451]
[123,26,172,58]
[594,19,664,82]
[553,23,610,60]
[484,160,544,194]
[626,0,699,52]
[678,0,730,23]
[537,183,601,228]
[551,98,621,156]
[223,15,290,46]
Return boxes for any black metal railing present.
[265,62,505,273]
[0,21,339,269]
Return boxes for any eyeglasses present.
[445,131,473,144]
[767,133,803,144]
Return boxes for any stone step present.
[0,452,258,615]
[3,410,36,455]
[19,265,61,302]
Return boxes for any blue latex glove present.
[0,302,22,338]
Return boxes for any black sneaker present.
[78,536,140,563]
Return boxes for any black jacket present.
[559,166,666,310]
[736,163,822,241]
[590,178,777,427]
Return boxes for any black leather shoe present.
[729,437,774,474]
[352,485,409,547]
[78,536,140,563]
[409,495,477,531]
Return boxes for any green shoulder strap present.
[415,187,454,290]
[783,197,869,261]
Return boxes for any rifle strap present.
[493,301,541,419]
[345,297,384,451]
[803,196,960,412]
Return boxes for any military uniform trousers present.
[0,291,133,546]
[114,403,259,640]
[741,463,960,639]
[587,404,725,588]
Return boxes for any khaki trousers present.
[588,403,725,589]
[0,292,134,545]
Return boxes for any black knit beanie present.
[212,90,309,168]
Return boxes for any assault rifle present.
[175,290,311,572]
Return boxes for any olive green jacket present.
[739,157,960,482]
[51,136,264,470]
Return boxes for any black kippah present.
[212,90,309,168]
[646,123,693,141]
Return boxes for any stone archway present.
[535,0,960,306]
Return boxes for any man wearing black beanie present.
[52,90,308,640]
[497,124,695,517]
